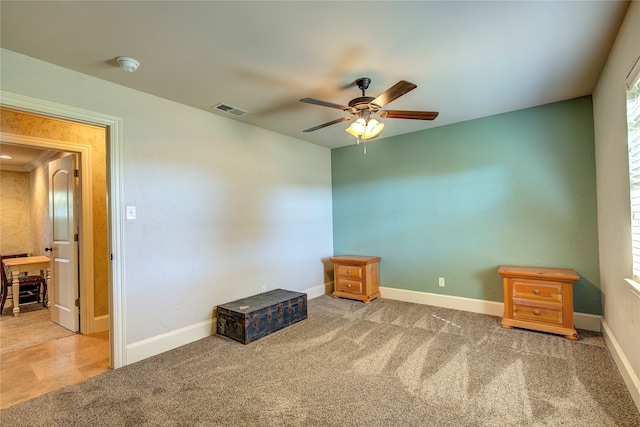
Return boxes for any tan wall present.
[29,158,50,260]
[0,108,109,317]
[0,170,31,255]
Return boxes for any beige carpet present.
[1,296,639,426]
[0,304,74,353]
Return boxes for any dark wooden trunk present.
[216,289,307,344]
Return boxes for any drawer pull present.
[346,270,351,274]
[347,284,352,288]
[533,309,541,315]
[533,289,540,295]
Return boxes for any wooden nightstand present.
[330,256,381,304]
[498,265,579,340]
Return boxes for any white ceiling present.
[0,1,630,150]
[0,143,56,171]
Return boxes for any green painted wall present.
[331,96,601,314]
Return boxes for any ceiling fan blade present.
[339,78,360,90]
[303,116,352,133]
[371,80,417,107]
[379,110,439,120]
[300,98,350,111]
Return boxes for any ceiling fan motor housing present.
[350,78,379,112]
[348,96,380,112]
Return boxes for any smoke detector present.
[116,56,140,72]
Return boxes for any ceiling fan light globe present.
[345,126,363,138]
[366,120,384,138]
[349,120,366,134]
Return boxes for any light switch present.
[126,206,136,220]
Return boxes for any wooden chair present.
[0,254,48,315]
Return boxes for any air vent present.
[211,103,249,117]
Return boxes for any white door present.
[48,154,79,332]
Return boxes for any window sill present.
[624,278,640,298]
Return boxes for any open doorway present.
[1,109,109,334]
[0,109,115,408]
[0,92,125,370]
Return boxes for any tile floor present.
[0,330,110,409]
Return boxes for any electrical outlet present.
[261,285,267,293]
[439,277,445,287]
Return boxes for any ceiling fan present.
[300,77,439,139]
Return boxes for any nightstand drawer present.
[513,280,562,303]
[513,302,563,325]
[336,265,362,280]
[336,279,362,294]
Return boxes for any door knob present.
[44,247,52,252]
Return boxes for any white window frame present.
[626,55,640,298]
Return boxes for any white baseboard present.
[602,320,640,412]
[126,318,215,365]
[573,312,602,333]
[380,286,504,316]
[125,283,327,365]
[90,314,109,334]
[306,282,334,300]
[379,286,602,332]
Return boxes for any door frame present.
[0,90,125,369]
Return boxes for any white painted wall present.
[592,1,640,407]
[1,49,333,358]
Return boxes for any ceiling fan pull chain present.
[363,140,367,154]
